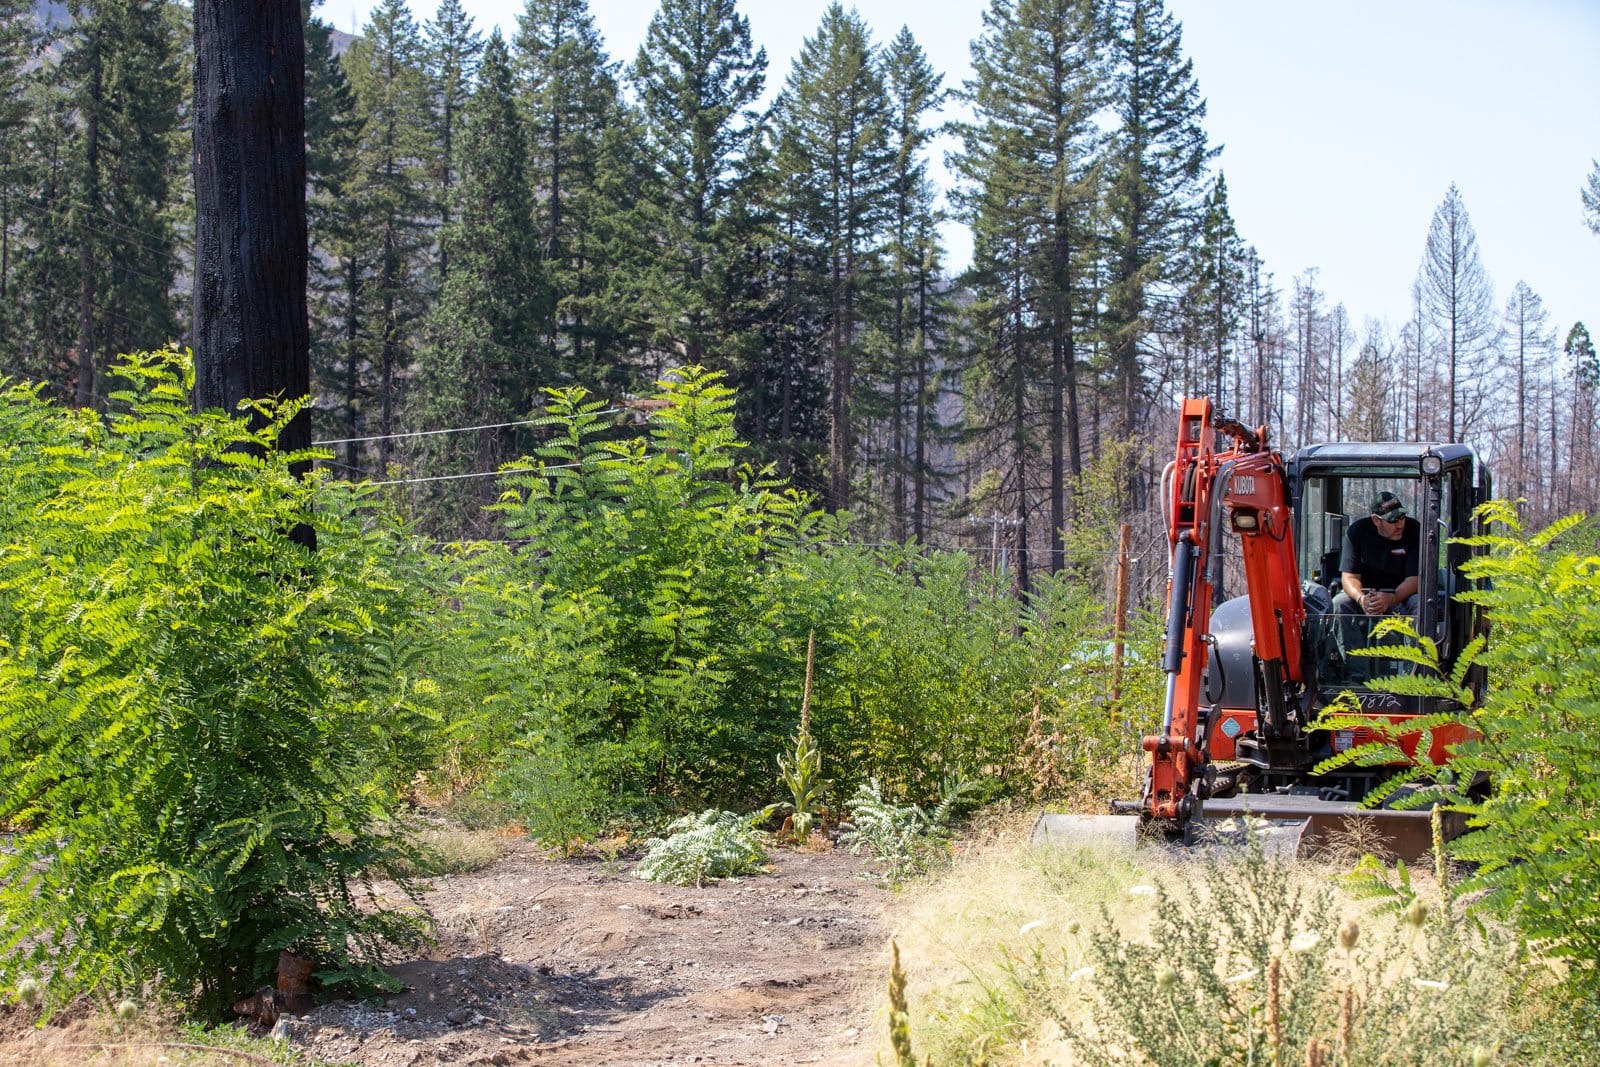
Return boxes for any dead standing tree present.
[192,0,312,539]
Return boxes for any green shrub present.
[392,368,1152,844]
[0,351,426,1016]
[490,368,814,809]
[635,810,769,886]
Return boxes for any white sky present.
[338,0,1600,343]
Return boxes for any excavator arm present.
[1138,398,1310,833]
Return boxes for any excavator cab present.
[1199,441,1493,808]
[1288,443,1492,712]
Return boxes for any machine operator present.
[1333,490,1420,617]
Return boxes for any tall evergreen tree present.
[773,3,894,510]
[423,0,482,282]
[1583,159,1600,237]
[305,1,370,473]
[1344,324,1393,442]
[953,0,1101,568]
[344,0,431,469]
[629,0,766,364]
[1189,172,1244,409]
[8,73,79,390]
[413,31,541,535]
[1101,0,1213,436]
[722,122,832,488]
[1501,280,1552,505]
[1563,322,1598,514]
[880,26,944,541]
[1419,183,1495,443]
[514,0,620,383]
[60,0,185,407]
[0,0,33,331]
[960,121,1040,589]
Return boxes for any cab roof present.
[1290,441,1480,466]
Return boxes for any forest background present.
[2,0,1597,593]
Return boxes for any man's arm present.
[1341,571,1365,602]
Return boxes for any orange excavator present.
[1036,397,1492,859]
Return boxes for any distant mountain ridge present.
[30,2,356,57]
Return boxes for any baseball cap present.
[1370,491,1407,521]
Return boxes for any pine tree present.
[1189,173,1244,410]
[1501,281,1553,507]
[1420,183,1496,444]
[773,3,895,510]
[413,31,541,536]
[1101,0,1213,435]
[880,26,944,541]
[954,0,1103,568]
[1583,159,1600,237]
[960,119,1040,589]
[59,0,185,408]
[628,0,766,365]
[719,122,832,489]
[0,0,33,337]
[305,1,370,474]
[422,0,482,282]
[1563,322,1598,514]
[1345,323,1392,442]
[344,0,431,469]
[514,0,621,384]
[8,73,79,391]
[1240,245,1279,429]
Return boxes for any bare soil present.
[287,839,889,1067]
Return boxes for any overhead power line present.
[313,408,622,448]
[362,461,580,488]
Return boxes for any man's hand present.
[1360,589,1393,615]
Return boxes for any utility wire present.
[313,409,621,448]
[362,461,580,488]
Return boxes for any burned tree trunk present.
[192,1,310,471]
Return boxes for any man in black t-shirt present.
[1333,490,1421,617]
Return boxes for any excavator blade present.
[1029,811,1307,859]
[1031,796,1459,864]
[1198,794,1463,864]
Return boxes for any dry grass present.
[878,828,1158,1065]
[0,1011,326,1066]
[873,821,1505,1067]
[393,827,506,877]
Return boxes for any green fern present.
[635,810,769,886]
[1316,501,1600,1002]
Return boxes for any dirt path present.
[294,841,890,1067]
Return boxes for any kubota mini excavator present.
[1035,397,1493,860]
